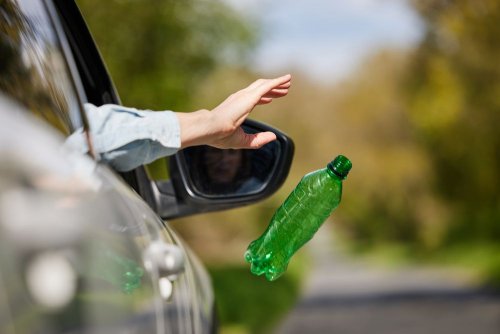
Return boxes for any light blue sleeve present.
[65,103,181,172]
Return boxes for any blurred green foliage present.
[406,0,500,244]
[209,262,303,334]
[328,0,500,283]
[76,0,257,111]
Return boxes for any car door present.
[118,177,215,334]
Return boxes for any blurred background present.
[76,0,500,333]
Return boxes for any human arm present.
[65,103,180,171]
[67,74,291,172]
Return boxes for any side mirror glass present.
[156,119,294,219]
[182,139,280,198]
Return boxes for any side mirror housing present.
[156,119,294,219]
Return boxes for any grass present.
[208,254,306,334]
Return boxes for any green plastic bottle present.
[245,155,352,281]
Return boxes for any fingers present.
[246,74,291,94]
[256,74,292,96]
[257,87,289,104]
[257,97,273,105]
[241,131,277,149]
[228,75,291,119]
[263,88,289,98]
[214,130,277,150]
[275,81,291,89]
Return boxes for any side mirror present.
[155,119,294,219]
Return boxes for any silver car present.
[0,0,294,333]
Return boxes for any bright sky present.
[223,0,424,83]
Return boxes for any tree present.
[406,0,500,241]
[76,0,257,111]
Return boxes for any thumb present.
[241,131,277,149]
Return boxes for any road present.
[276,225,500,334]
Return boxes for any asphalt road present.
[276,225,500,334]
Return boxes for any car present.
[0,0,294,333]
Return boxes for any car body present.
[0,0,293,333]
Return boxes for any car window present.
[0,0,84,135]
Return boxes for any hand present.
[177,74,291,149]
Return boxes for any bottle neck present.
[326,166,343,180]
[326,155,351,180]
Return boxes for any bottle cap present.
[327,155,352,180]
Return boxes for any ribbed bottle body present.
[245,168,342,281]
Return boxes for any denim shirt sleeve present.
[65,103,181,172]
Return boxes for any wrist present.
[176,109,214,148]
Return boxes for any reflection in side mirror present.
[156,119,294,219]
[183,141,280,198]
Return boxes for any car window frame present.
[50,0,157,202]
